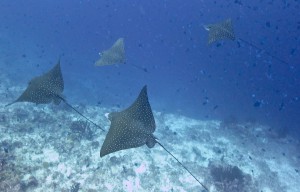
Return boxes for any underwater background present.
[0,0,300,192]
[2,0,300,136]
[1,0,299,135]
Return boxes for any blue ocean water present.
[3,0,298,136]
[0,1,300,191]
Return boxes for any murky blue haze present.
[1,0,299,136]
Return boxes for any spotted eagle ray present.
[95,38,126,66]
[95,38,148,72]
[204,18,289,65]
[204,18,235,44]
[6,59,104,131]
[100,86,209,191]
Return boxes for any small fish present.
[253,100,262,107]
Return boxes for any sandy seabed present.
[0,74,299,192]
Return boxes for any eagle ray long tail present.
[5,102,16,107]
[57,96,105,131]
[156,141,209,191]
[130,63,148,73]
[238,38,289,65]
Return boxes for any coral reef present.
[0,101,299,191]
[70,120,94,141]
[70,182,80,192]
[209,162,257,192]
[0,151,21,192]
[20,176,39,191]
